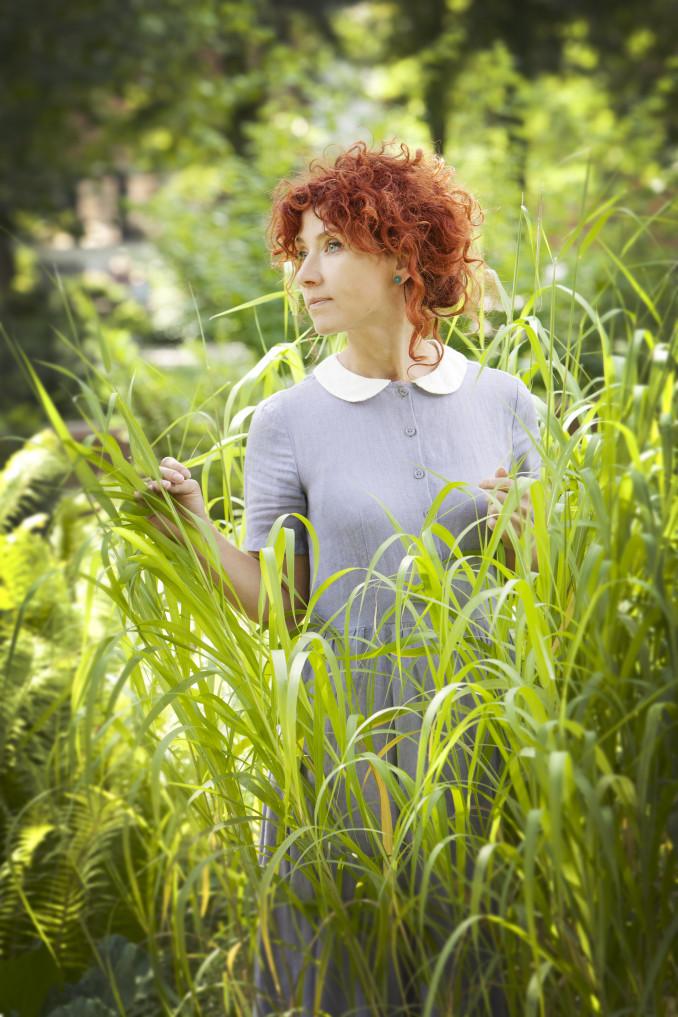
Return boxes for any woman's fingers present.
[134,457,191,491]
[485,490,508,517]
[160,456,191,479]
[484,485,533,514]
[479,477,512,492]
[130,458,208,530]
[158,465,191,487]
[142,478,172,492]
[480,475,534,495]
[499,512,531,540]
[136,476,182,495]
[133,465,195,494]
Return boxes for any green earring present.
[394,275,402,284]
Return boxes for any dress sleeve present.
[243,394,309,554]
[511,378,542,478]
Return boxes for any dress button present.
[413,467,425,479]
[397,386,408,397]
[405,425,417,437]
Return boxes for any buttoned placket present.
[392,383,431,517]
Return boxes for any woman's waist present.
[310,584,495,631]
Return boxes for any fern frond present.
[0,430,69,533]
[0,789,143,965]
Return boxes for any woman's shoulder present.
[254,373,328,416]
[463,359,530,399]
[248,376,328,442]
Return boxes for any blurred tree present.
[3,0,674,291]
[352,0,676,185]
[0,0,281,302]
[585,0,677,147]
[2,0,673,346]
[0,0,389,302]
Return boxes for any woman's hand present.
[136,456,210,536]
[479,466,537,569]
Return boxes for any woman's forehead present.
[296,207,338,243]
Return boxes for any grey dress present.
[244,346,542,1016]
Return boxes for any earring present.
[394,275,402,284]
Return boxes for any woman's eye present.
[294,240,342,261]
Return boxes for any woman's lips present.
[309,299,332,309]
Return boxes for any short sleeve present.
[243,394,309,554]
[511,379,542,478]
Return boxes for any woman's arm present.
[246,548,310,630]
[142,457,310,630]
[479,379,542,572]
[481,466,539,572]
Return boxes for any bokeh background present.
[1,0,675,457]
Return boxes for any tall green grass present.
[2,197,676,1016]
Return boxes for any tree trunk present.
[114,169,142,242]
[0,205,16,308]
[423,64,448,155]
[493,81,528,192]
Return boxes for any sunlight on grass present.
[1,197,676,1015]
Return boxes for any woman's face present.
[293,208,406,335]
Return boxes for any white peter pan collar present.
[312,342,468,403]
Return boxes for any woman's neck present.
[337,335,441,382]
[337,321,443,382]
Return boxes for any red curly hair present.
[267,139,483,369]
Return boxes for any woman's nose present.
[297,252,321,285]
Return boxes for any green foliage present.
[3,198,677,1014]
[341,0,677,160]
[3,14,677,1006]
[0,945,61,1017]
[0,0,282,222]
[0,438,82,832]
[0,935,159,1017]
[0,428,249,1013]
[3,0,675,471]
[0,446,153,1010]
[0,268,164,463]
[44,935,156,1017]
[0,264,257,471]
[9,194,674,1012]
[0,429,70,532]
[0,790,138,967]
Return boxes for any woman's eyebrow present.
[294,230,334,245]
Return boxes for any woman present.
[147,140,541,1015]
